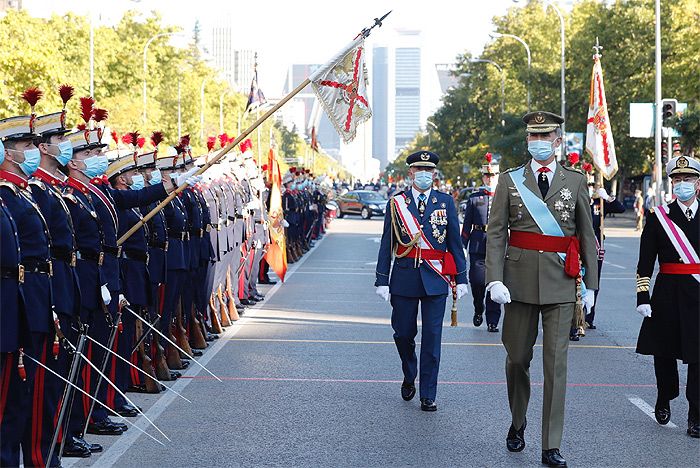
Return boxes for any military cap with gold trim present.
[36,85,75,137]
[666,155,700,177]
[522,110,564,134]
[406,150,439,168]
[105,149,138,178]
[0,115,34,141]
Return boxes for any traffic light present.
[661,98,677,124]
[661,140,668,164]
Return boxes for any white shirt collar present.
[411,186,431,205]
[530,158,557,175]
[677,198,698,218]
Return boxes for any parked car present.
[336,190,388,219]
[457,187,477,222]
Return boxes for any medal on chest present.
[429,208,448,243]
[554,188,575,222]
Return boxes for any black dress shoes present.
[191,349,203,357]
[62,437,92,458]
[253,294,265,301]
[420,398,437,411]
[401,382,416,401]
[473,313,483,327]
[86,419,124,436]
[75,437,103,453]
[487,324,499,333]
[688,419,700,438]
[541,448,567,467]
[586,322,596,330]
[506,419,526,452]
[260,279,277,285]
[655,399,671,425]
[240,299,255,306]
[115,403,139,417]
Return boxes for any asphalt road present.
[66,215,699,467]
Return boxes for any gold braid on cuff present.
[636,274,651,293]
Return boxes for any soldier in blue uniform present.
[461,155,501,332]
[0,111,54,467]
[375,150,468,411]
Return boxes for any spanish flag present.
[264,149,287,281]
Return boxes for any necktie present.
[418,193,426,216]
[537,167,550,198]
[686,208,693,221]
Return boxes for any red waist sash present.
[508,230,581,278]
[659,263,700,275]
[395,245,457,276]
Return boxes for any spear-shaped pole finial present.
[593,36,603,59]
[357,10,392,39]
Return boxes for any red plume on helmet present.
[485,152,493,163]
[21,87,43,110]
[179,134,190,148]
[150,131,163,148]
[92,108,109,124]
[126,131,140,148]
[582,162,593,173]
[207,136,216,152]
[111,131,119,145]
[137,137,146,149]
[79,96,94,126]
[218,133,229,149]
[58,84,74,108]
[568,152,580,165]
[121,133,133,145]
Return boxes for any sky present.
[23,0,519,118]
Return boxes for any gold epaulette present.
[28,179,46,190]
[636,274,651,293]
[0,181,18,194]
[62,190,78,204]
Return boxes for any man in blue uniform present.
[375,150,468,411]
[462,154,501,332]
[0,111,54,467]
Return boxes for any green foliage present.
[672,109,700,156]
[0,9,347,175]
[403,0,700,183]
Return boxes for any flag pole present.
[117,11,391,246]
[118,77,311,245]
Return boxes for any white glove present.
[596,187,613,201]
[282,219,290,228]
[101,284,112,305]
[456,283,469,300]
[582,289,596,311]
[185,175,203,187]
[376,286,390,301]
[176,168,199,187]
[636,304,652,318]
[118,294,130,308]
[486,281,511,304]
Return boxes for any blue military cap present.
[406,150,439,168]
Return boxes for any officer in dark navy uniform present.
[375,150,468,412]
[462,154,501,332]
[0,111,54,467]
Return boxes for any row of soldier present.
[0,86,322,467]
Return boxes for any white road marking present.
[603,260,627,270]
[627,395,677,428]
[70,235,328,467]
[368,237,381,243]
[605,242,623,249]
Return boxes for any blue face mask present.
[290,183,297,190]
[10,148,41,177]
[52,140,74,166]
[413,171,433,191]
[0,140,4,165]
[673,181,697,202]
[528,140,555,161]
[149,169,162,185]
[81,155,108,178]
[130,174,145,191]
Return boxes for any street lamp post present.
[544,0,566,158]
[219,91,227,134]
[490,31,531,112]
[426,120,437,146]
[200,78,208,141]
[143,32,181,125]
[469,58,505,126]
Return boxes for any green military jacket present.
[485,160,599,305]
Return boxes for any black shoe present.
[420,398,437,412]
[75,437,103,453]
[105,417,129,431]
[191,349,203,357]
[655,399,671,425]
[688,419,699,438]
[240,299,255,306]
[115,404,138,417]
[247,296,260,303]
[260,279,277,285]
[487,324,499,333]
[401,382,416,401]
[569,334,580,341]
[253,294,265,301]
[127,384,148,393]
[87,420,125,436]
[169,370,182,379]
[586,322,596,330]
[62,437,91,458]
[506,419,526,452]
[473,313,484,327]
[541,448,567,467]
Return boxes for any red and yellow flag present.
[585,53,618,180]
[264,148,287,282]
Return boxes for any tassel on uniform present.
[450,281,458,327]
[53,335,60,360]
[18,349,27,381]
[574,278,586,330]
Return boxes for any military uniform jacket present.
[636,201,699,363]
[182,187,203,269]
[461,187,492,255]
[30,169,81,318]
[195,186,215,264]
[116,189,152,306]
[485,162,599,305]
[164,196,188,271]
[142,200,168,286]
[0,197,25,351]
[0,172,53,334]
[375,189,467,297]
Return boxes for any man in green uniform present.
[485,111,599,467]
